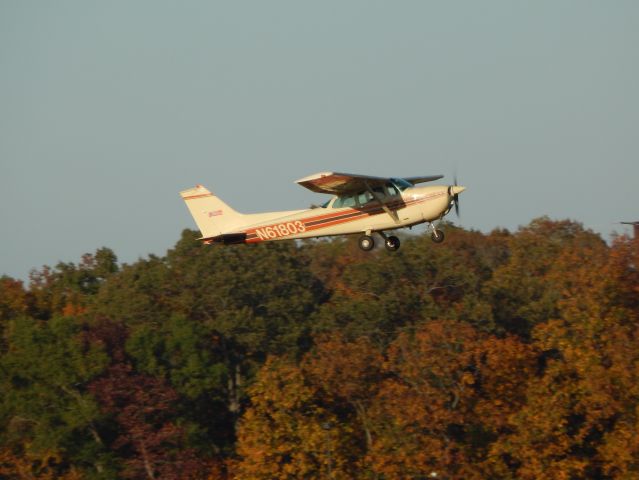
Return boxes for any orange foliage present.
[62,303,87,317]
[366,320,535,480]
[488,236,639,479]
[236,323,537,480]
[0,448,84,480]
[0,277,29,319]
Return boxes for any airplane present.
[180,172,466,252]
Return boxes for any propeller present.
[448,174,461,218]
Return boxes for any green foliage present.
[27,248,119,320]
[91,254,171,326]
[165,230,325,357]
[0,315,110,476]
[127,314,227,399]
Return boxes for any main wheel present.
[385,235,401,251]
[358,234,375,251]
[431,229,445,243]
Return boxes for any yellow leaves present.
[460,371,475,386]
[0,447,84,480]
[235,356,358,480]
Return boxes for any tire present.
[385,235,401,251]
[431,229,445,243]
[358,235,375,251]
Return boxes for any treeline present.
[0,218,637,479]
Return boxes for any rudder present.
[179,185,243,238]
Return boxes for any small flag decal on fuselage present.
[208,210,223,217]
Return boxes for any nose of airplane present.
[447,184,465,218]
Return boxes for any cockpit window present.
[386,182,400,197]
[391,177,413,191]
[332,183,403,209]
[372,186,385,197]
[332,194,357,208]
[357,191,374,205]
[320,199,331,208]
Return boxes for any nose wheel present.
[428,221,445,243]
[430,228,445,243]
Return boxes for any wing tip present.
[295,171,335,184]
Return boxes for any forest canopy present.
[1,217,637,479]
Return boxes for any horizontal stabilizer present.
[203,233,247,245]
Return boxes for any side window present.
[372,186,386,199]
[357,191,374,206]
[333,194,357,208]
[385,183,400,197]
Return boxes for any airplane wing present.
[296,172,388,194]
[404,175,444,185]
[296,172,443,194]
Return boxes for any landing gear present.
[428,222,445,244]
[431,229,445,243]
[377,231,401,252]
[358,234,375,251]
[358,232,401,252]
[384,235,401,251]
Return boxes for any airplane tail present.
[179,185,244,239]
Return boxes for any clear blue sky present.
[1,1,638,281]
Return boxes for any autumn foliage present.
[1,219,637,479]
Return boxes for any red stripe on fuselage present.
[243,192,445,243]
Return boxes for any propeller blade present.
[451,172,461,218]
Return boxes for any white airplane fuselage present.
[216,185,458,244]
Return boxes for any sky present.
[1,1,638,282]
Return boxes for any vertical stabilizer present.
[179,185,243,238]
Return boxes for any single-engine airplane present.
[180,172,466,252]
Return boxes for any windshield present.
[391,177,413,191]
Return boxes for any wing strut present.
[364,181,400,224]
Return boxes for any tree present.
[91,254,171,327]
[366,320,535,480]
[310,227,504,344]
[302,333,384,468]
[125,314,233,454]
[164,231,326,416]
[0,446,85,479]
[27,248,118,320]
[484,217,604,338]
[90,363,209,480]
[234,357,357,480]
[0,315,109,477]
[488,236,639,479]
[0,277,30,353]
